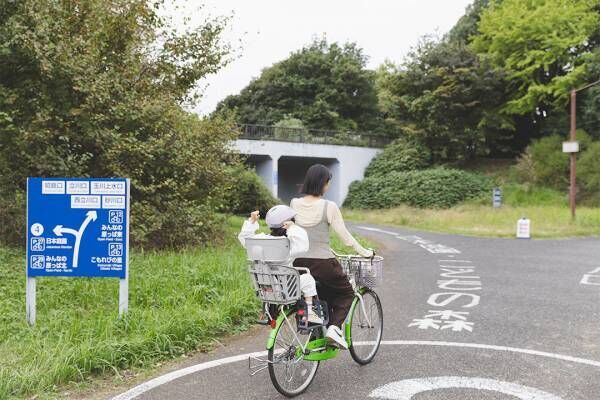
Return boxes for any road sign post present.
[26,178,130,325]
[492,187,502,208]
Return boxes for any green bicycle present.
[248,252,384,397]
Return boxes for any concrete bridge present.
[233,125,390,205]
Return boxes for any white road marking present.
[580,267,600,286]
[378,341,600,368]
[580,274,600,285]
[356,226,461,254]
[439,260,472,263]
[369,377,563,400]
[357,226,402,236]
[111,351,268,400]
[111,341,600,400]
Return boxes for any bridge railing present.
[238,124,393,148]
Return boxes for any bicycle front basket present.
[339,256,384,288]
[247,261,302,305]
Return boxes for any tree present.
[214,38,381,132]
[0,0,237,248]
[579,48,600,139]
[472,0,600,116]
[382,36,513,162]
[446,0,494,44]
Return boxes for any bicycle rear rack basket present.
[248,261,302,305]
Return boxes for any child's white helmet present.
[265,205,297,228]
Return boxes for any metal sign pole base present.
[26,277,36,326]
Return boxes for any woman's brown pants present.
[293,257,354,328]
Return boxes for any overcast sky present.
[176,0,474,115]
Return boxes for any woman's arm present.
[328,201,373,257]
[285,223,309,258]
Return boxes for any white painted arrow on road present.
[53,210,97,268]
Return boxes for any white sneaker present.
[325,325,348,350]
[306,308,323,325]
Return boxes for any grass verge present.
[0,216,374,399]
[344,204,600,238]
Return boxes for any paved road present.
[111,225,600,400]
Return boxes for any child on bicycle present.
[238,206,323,324]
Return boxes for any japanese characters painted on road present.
[27,178,130,278]
[356,227,480,333]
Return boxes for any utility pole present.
[569,90,576,220]
[565,79,600,221]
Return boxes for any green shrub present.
[345,168,491,209]
[502,184,566,207]
[274,117,310,141]
[579,141,600,193]
[365,139,431,177]
[344,176,402,209]
[515,131,591,189]
[222,166,278,215]
[0,189,25,247]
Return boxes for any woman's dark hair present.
[301,164,332,196]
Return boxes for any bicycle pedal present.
[255,318,269,326]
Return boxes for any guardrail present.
[237,124,393,148]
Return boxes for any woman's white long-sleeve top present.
[237,220,309,261]
[290,198,373,257]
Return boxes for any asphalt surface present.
[110,225,600,400]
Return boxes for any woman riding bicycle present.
[291,164,374,349]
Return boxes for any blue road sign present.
[493,187,502,208]
[26,178,129,278]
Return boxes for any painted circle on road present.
[369,377,563,400]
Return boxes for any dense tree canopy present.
[378,0,599,162]
[472,0,600,116]
[213,0,599,163]
[214,39,381,132]
[0,0,238,248]
[381,37,513,162]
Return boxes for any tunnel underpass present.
[277,156,340,204]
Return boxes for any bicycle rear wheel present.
[268,312,319,397]
[348,289,383,365]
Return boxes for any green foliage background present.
[214,38,382,133]
[221,165,278,215]
[344,168,491,209]
[365,139,431,177]
[0,0,239,248]
[217,0,600,164]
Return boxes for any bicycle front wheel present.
[348,289,383,365]
[268,312,319,397]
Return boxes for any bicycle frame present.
[265,286,371,360]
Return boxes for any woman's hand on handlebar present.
[368,248,376,259]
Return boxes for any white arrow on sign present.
[369,377,563,400]
[53,210,97,268]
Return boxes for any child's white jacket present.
[238,220,309,261]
